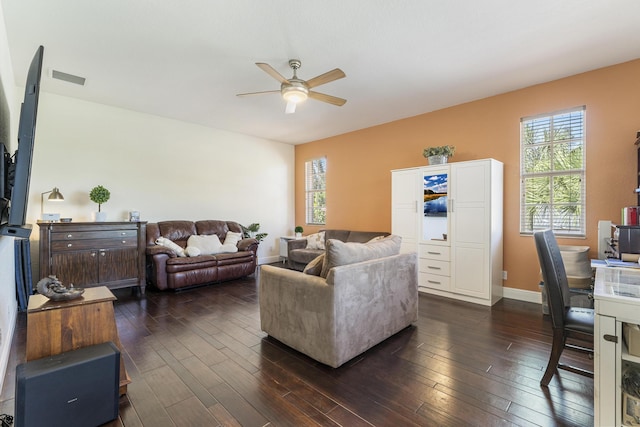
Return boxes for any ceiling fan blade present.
[236,90,280,97]
[306,68,346,88]
[308,91,347,106]
[285,101,296,114]
[256,63,289,84]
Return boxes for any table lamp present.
[41,187,64,221]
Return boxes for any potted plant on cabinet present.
[423,145,455,165]
[89,185,110,222]
[294,226,303,238]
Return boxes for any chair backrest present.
[534,230,572,329]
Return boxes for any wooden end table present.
[26,286,131,395]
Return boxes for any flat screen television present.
[0,45,44,238]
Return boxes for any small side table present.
[279,236,298,263]
[26,286,131,395]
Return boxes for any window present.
[520,106,586,236]
[305,157,327,225]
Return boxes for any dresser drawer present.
[420,272,450,290]
[419,244,450,261]
[420,259,450,276]
[52,237,137,252]
[52,230,138,241]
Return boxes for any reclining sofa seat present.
[146,220,258,290]
[287,229,390,271]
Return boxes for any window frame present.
[519,106,586,237]
[305,157,327,225]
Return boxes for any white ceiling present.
[2,1,640,145]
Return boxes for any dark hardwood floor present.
[0,266,593,426]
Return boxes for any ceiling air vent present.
[51,69,86,86]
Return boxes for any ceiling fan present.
[237,59,346,114]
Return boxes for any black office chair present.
[534,229,594,387]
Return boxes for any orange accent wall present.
[295,58,640,293]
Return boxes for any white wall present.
[27,92,295,279]
[0,1,18,396]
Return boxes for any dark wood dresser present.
[38,221,147,293]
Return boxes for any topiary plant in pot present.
[89,185,110,221]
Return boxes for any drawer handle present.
[428,280,441,284]
[427,251,441,255]
[67,234,73,238]
[91,252,96,257]
[101,252,106,257]
[603,334,618,343]
[122,240,127,244]
[67,243,72,248]
[121,232,127,235]
[427,266,441,270]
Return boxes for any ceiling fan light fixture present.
[281,85,308,103]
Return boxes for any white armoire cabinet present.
[391,158,503,306]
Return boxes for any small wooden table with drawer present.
[38,221,147,293]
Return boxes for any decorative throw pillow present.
[187,234,222,255]
[223,231,243,246]
[185,246,201,257]
[155,236,186,257]
[367,235,387,243]
[218,244,238,254]
[303,254,324,276]
[320,235,402,278]
[306,231,326,250]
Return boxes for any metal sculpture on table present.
[36,275,84,301]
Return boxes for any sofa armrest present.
[287,238,307,253]
[146,245,177,258]
[325,252,418,360]
[259,266,336,362]
[238,238,259,253]
[146,251,172,290]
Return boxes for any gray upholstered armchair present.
[260,236,418,368]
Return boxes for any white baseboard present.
[503,286,543,304]
[258,255,281,265]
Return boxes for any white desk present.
[594,267,640,426]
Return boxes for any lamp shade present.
[48,187,64,201]
[41,187,65,219]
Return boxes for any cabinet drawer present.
[420,259,450,276]
[52,238,137,252]
[52,230,138,241]
[419,244,450,261]
[420,272,450,290]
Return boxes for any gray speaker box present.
[15,342,120,427]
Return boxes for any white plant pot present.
[428,155,448,165]
[93,211,107,222]
[295,232,302,238]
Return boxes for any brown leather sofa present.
[287,229,389,271]
[146,220,259,290]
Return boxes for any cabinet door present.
[451,161,490,297]
[594,314,617,426]
[422,166,450,246]
[98,247,139,283]
[51,250,99,286]
[392,169,421,253]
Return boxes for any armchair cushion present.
[303,254,324,276]
[320,235,402,278]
